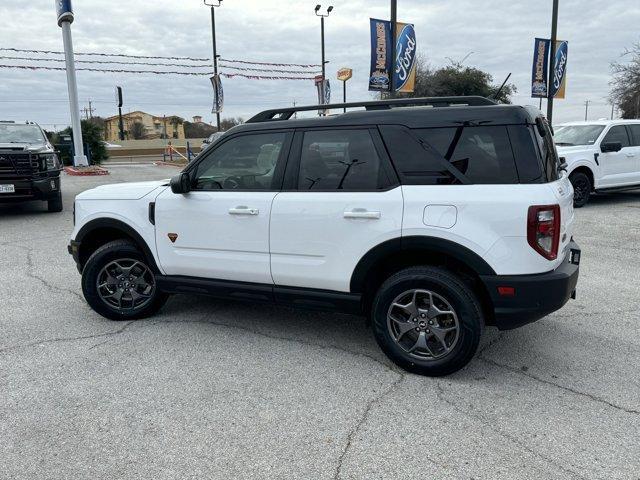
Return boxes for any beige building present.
[104,111,185,142]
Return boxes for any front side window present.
[193,132,286,190]
[297,129,389,190]
[603,125,630,148]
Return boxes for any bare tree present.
[130,122,146,140]
[610,43,640,119]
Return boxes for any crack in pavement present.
[0,321,135,355]
[2,241,84,301]
[333,374,408,480]
[434,383,588,480]
[478,356,640,415]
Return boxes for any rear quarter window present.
[380,125,519,185]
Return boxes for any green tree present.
[610,42,640,119]
[389,58,516,104]
[60,120,108,165]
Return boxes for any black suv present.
[0,121,63,212]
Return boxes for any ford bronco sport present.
[0,121,63,212]
[69,97,580,376]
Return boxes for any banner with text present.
[531,37,550,98]
[394,22,417,93]
[368,18,392,91]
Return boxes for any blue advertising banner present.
[394,22,417,93]
[549,40,568,99]
[531,37,550,98]
[368,18,392,91]
[56,0,74,26]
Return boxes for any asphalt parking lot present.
[1,164,639,480]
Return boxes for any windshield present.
[554,125,605,146]
[0,124,47,144]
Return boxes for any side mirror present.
[601,141,622,153]
[170,172,191,194]
[558,157,568,172]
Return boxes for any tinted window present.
[625,124,640,147]
[533,119,559,182]
[507,125,544,183]
[603,125,630,147]
[194,132,286,190]
[381,125,518,184]
[297,129,389,190]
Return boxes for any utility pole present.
[584,100,589,121]
[389,0,397,98]
[610,103,615,120]
[546,0,559,125]
[56,0,88,167]
[205,0,222,131]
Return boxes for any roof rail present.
[247,96,497,123]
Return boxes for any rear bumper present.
[0,173,61,203]
[481,241,580,330]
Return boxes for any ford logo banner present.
[549,40,568,99]
[368,18,392,92]
[393,23,417,93]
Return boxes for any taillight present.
[527,205,560,260]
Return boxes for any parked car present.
[0,121,63,212]
[555,120,640,207]
[68,97,580,376]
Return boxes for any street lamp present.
[204,0,223,131]
[314,5,333,83]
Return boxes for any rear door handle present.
[343,209,381,219]
[229,206,259,215]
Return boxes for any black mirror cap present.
[170,172,191,194]
[601,141,622,153]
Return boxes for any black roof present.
[228,97,540,135]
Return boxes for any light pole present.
[204,0,222,131]
[314,5,333,83]
[546,0,559,125]
[56,0,88,167]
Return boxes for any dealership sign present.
[210,74,224,113]
[337,68,353,82]
[531,38,568,99]
[369,19,416,93]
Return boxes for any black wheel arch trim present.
[350,236,497,293]
[74,218,160,273]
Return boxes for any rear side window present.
[507,125,544,183]
[380,125,518,185]
[628,124,640,146]
[603,125,631,147]
[533,119,559,182]
[297,129,391,191]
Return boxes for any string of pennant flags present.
[0,55,321,75]
[0,64,317,81]
[0,47,322,69]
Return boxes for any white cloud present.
[0,0,638,128]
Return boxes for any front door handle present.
[343,209,381,219]
[229,206,259,215]
[625,153,635,157]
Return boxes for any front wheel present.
[371,266,483,376]
[81,240,168,320]
[569,171,591,208]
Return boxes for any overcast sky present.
[0,0,638,129]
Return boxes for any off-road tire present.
[47,192,63,212]
[569,171,592,208]
[371,266,484,376]
[81,240,168,320]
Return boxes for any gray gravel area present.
[1,165,639,479]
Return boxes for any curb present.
[64,166,110,176]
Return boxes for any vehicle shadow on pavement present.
[589,189,640,206]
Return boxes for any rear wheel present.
[81,240,168,320]
[371,266,483,376]
[47,192,63,212]
[569,171,591,208]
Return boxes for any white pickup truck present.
[555,120,640,207]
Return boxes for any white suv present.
[68,97,580,376]
[555,120,640,207]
